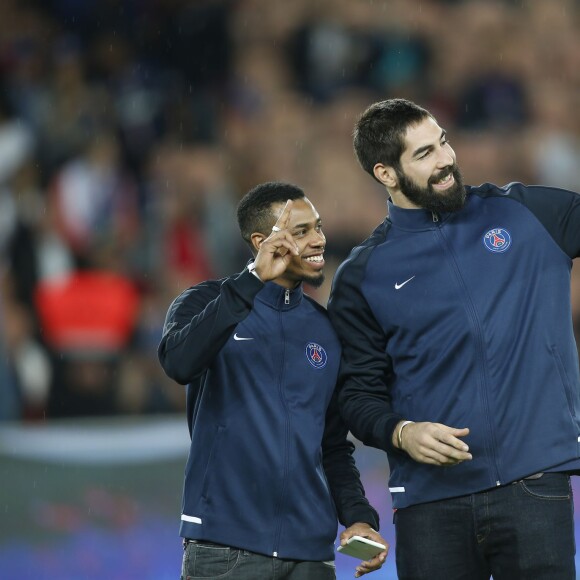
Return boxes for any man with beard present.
[159,181,388,579]
[328,99,580,579]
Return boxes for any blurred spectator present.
[2,297,52,419]
[452,3,531,130]
[39,35,114,174]
[34,270,140,417]
[0,322,20,420]
[47,131,140,271]
[526,83,580,192]
[0,0,578,420]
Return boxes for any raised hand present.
[252,200,300,282]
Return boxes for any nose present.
[311,229,325,247]
[436,146,454,168]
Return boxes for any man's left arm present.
[322,390,388,576]
[508,183,580,258]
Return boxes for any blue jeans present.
[181,540,336,579]
[394,473,576,579]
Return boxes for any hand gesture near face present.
[252,200,300,282]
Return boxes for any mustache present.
[429,165,457,185]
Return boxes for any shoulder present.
[302,294,341,345]
[167,276,229,315]
[334,221,390,284]
[329,225,390,315]
[467,182,579,219]
[467,181,575,201]
[174,277,226,301]
[303,294,331,317]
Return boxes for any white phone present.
[336,535,387,560]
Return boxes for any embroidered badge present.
[305,342,327,369]
[483,228,512,253]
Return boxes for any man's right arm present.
[328,257,403,454]
[158,270,263,385]
[329,257,472,465]
[159,199,303,385]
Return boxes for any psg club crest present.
[305,342,327,369]
[483,227,512,253]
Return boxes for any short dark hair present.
[353,98,433,181]
[236,181,305,245]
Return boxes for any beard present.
[396,164,466,213]
[302,272,325,288]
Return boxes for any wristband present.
[397,420,414,451]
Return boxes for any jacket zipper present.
[435,226,502,487]
[272,306,290,557]
[285,288,290,304]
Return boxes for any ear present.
[250,232,267,254]
[373,163,398,189]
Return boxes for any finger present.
[339,531,352,545]
[272,199,293,231]
[265,232,299,255]
[428,424,471,453]
[439,434,470,453]
[419,445,468,465]
[431,438,472,459]
[432,440,471,461]
[355,565,372,577]
[357,550,387,572]
[419,450,456,465]
[275,238,300,257]
[355,561,382,576]
[364,554,386,567]
[442,438,472,459]
[448,427,470,437]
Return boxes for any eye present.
[294,229,307,237]
[418,150,430,160]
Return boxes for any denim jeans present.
[394,473,575,580]
[181,540,336,579]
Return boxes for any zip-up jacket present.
[158,268,379,560]
[328,182,580,509]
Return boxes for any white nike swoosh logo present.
[394,276,415,290]
[233,333,254,341]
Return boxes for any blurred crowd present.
[0,0,579,421]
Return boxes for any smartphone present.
[336,535,387,560]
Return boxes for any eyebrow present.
[410,129,447,159]
[291,218,322,230]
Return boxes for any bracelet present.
[397,420,415,451]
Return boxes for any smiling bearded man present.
[328,98,580,580]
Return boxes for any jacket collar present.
[257,281,303,310]
[387,199,455,230]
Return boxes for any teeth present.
[438,174,452,184]
[305,255,323,263]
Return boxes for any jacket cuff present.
[233,267,265,293]
[344,507,380,531]
[385,414,405,454]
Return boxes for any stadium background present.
[0,0,579,578]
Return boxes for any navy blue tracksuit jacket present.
[328,182,580,509]
[158,269,378,561]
